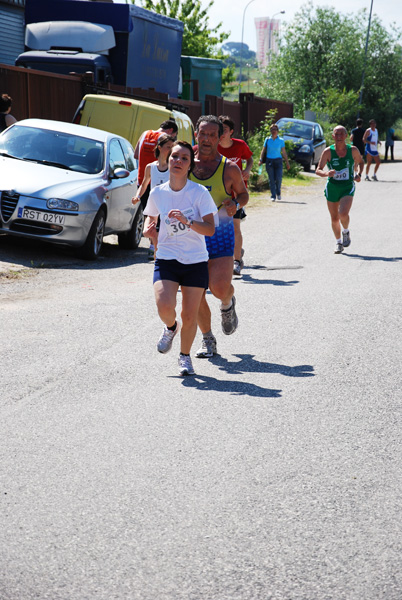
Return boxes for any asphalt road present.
[1,155,401,600]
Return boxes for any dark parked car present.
[276,118,326,172]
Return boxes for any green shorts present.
[325,181,355,203]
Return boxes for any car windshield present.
[0,125,105,174]
[278,121,314,140]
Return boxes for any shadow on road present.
[275,200,307,205]
[344,253,402,262]
[236,264,302,286]
[175,373,282,398]
[364,180,402,184]
[177,374,282,398]
[214,354,315,377]
[246,264,303,271]
[240,273,299,286]
[173,353,315,395]
[0,234,149,271]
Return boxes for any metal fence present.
[0,63,293,136]
[0,63,83,122]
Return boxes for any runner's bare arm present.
[225,161,249,208]
[243,157,254,181]
[143,216,158,240]
[316,148,334,178]
[168,210,215,237]
[352,146,364,180]
[362,128,370,144]
[132,163,152,205]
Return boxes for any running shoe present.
[365,175,370,181]
[233,260,242,276]
[277,195,281,200]
[372,174,378,181]
[342,231,351,248]
[221,296,238,335]
[334,243,344,254]
[178,354,195,376]
[157,322,180,354]
[271,196,276,202]
[195,335,217,358]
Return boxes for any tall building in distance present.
[254,17,281,69]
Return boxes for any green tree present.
[141,0,229,57]
[258,5,402,131]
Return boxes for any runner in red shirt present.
[218,116,253,276]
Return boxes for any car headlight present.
[47,198,79,211]
[299,145,311,153]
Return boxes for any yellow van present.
[73,94,194,148]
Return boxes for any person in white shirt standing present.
[143,141,217,376]
[363,119,381,181]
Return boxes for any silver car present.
[0,119,143,259]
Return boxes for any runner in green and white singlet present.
[316,125,364,254]
[324,144,356,204]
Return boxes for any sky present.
[113,1,402,52]
[200,0,402,51]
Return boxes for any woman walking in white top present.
[132,133,175,257]
[143,141,217,376]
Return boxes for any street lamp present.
[358,0,374,115]
[268,10,285,66]
[238,0,259,96]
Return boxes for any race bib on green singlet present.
[333,167,350,181]
[163,208,195,237]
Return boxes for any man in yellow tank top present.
[190,115,248,358]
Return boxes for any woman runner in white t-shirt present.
[143,141,217,376]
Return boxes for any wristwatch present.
[186,218,193,227]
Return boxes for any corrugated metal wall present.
[0,3,25,66]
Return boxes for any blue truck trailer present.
[15,0,184,97]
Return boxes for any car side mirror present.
[113,168,130,179]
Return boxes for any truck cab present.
[15,21,115,84]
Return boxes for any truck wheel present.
[78,209,106,260]
[118,206,144,250]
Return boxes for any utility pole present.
[358,0,374,116]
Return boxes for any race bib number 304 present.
[164,208,194,237]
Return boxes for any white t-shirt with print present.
[144,179,217,264]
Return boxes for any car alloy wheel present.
[118,205,144,250]
[78,209,106,260]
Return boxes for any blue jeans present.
[266,158,283,199]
